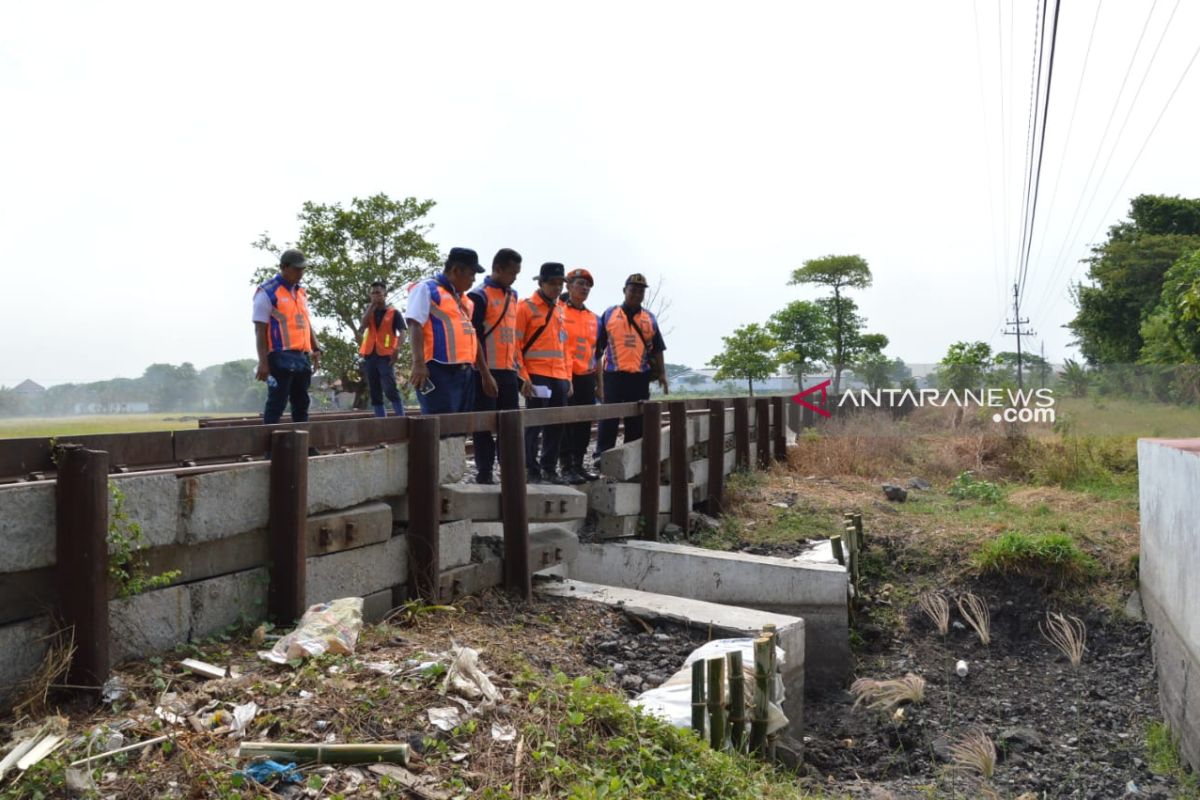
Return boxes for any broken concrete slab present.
[306,535,408,607]
[594,512,670,540]
[536,578,805,731]
[472,524,581,565]
[589,482,695,516]
[307,446,408,514]
[599,423,697,481]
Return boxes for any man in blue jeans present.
[359,280,406,417]
[253,249,322,423]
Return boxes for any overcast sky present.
[2,1,1198,387]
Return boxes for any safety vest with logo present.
[467,278,520,372]
[359,307,400,357]
[257,275,313,353]
[600,305,659,373]
[516,292,571,381]
[563,302,599,376]
[421,275,478,365]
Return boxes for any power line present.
[997,0,1012,290]
[1017,0,1063,305]
[1014,0,1045,300]
[973,0,1005,306]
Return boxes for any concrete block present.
[189,568,269,639]
[441,520,473,570]
[419,483,588,522]
[440,438,467,483]
[589,482,694,515]
[0,483,54,572]
[306,535,408,606]
[594,512,669,540]
[307,502,393,555]
[308,446,408,514]
[472,523,581,564]
[1142,573,1200,770]
[570,540,848,689]
[110,585,191,665]
[537,579,805,731]
[111,473,180,549]
[362,588,395,623]
[599,423,696,481]
[0,616,51,704]
[181,465,270,543]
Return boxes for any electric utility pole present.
[1004,283,1036,391]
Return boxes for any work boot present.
[526,467,543,484]
[563,466,587,485]
[541,468,568,485]
[576,454,600,482]
[475,472,494,485]
[372,404,386,418]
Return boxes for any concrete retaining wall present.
[1138,439,1200,770]
[568,540,849,690]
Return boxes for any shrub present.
[947,471,1004,504]
[973,531,1098,586]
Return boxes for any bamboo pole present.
[691,660,706,737]
[763,624,778,760]
[750,636,771,756]
[853,513,864,550]
[727,651,745,751]
[830,534,845,566]
[706,657,726,751]
[238,742,409,765]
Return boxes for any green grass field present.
[1053,396,1200,438]
[0,413,239,439]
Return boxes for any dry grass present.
[850,672,927,711]
[1040,611,1087,667]
[956,593,991,646]
[948,729,998,779]
[11,627,75,719]
[917,592,950,636]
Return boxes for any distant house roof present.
[12,379,45,395]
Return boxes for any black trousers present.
[472,369,521,478]
[560,373,597,466]
[524,374,570,473]
[596,371,651,454]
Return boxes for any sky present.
[2,0,1198,387]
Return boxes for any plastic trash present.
[240,759,302,785]
[442,646,501,703]
[956,660,969,678]
[427,707,462,732]
[258,597,364,664]
[632,638,789,734]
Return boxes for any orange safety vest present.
[421,275,478,365]
[562,302,599,375]
[601,305,658,373]
[258,275,313,353]
[359,307,400,357]
[516,291,571,381]
[468,278,519,372]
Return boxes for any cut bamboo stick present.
[70,735,170,767]
[852,513,864,550]
[830,534,845,566]
[763,625,778,761]
[706,657,726,751]
[727,651,745,751]
[750,636,771,756]
[691,660,706,737]
[238,742,409,765]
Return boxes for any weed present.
[947,471,1004,504]
[948,729,997,779]
[850,673,926,711]
[1146,722,1200,798]
[1040,612,1087,667]
[956,593,991,646]
[917,592,950,637]
[107,483,180,598]
[973,531,1098,586]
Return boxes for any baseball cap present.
[566,268,594,287]
[624,273,649,288]
[446,247,485,273]
[280,249,308,268]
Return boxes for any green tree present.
[252,193,441,404]
[790,255,873,393]
[214,360,261,411]
[768,300,832,388]
[1068,195,1200,365]
[937,341,992,393]
[853,352,893,392]
[1057,359,1091,398]
[708,323,780,396]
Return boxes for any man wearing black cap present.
[405,247,496,415]
[595,273,668,454]
[252,249,322,424]
[515,262,573,483]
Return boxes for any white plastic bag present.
[258,597,364,664]
[631,638,789,735]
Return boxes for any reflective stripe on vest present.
[258,276,312,353]
[422,276,478,365]
[602,306,657,372]
[474,282,519,372]
[359,308,399,356]
[519,295,570,380]
[563,303,599,375]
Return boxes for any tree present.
[214,360,261,411]
[768,300,831,388]
[1068,195,1200,365]
[790,255,873,393]
[853,352,893,392]
[937,341,992,393]
[708,323,780,396]
[1058,359,1091,398]
[253,193,441,405]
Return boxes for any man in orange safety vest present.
[359,280,407,417]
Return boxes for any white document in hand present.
[532,385,552,399]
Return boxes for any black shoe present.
[579,466,600,482]
[542,469,568,485]
[527,468,543,484]
[476,473,495,485]
[563,468,587,485]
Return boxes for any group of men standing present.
[252,246,668,485]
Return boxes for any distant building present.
[12,379,45,397]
